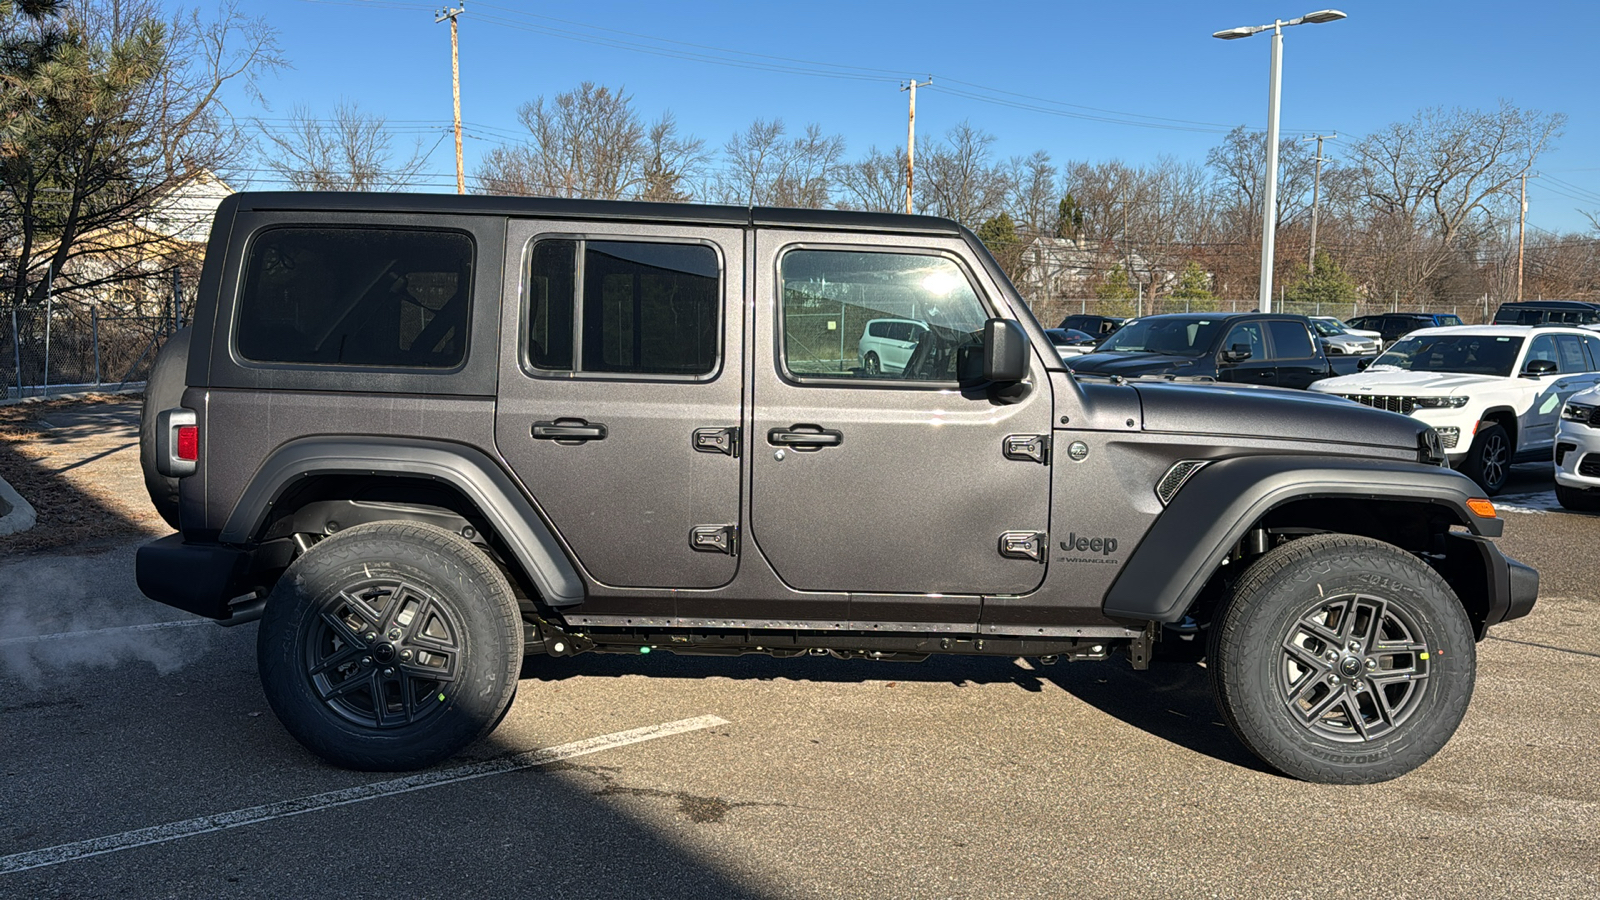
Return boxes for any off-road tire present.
[258,521,523,771]
[1555,483,1600,512]
[139,327,191,530]
[1208,533,1476,784]
[1459,423,1510,495]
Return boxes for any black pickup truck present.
[1066,312,1364,388]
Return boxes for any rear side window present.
[236,228,473,368]
[1267,320,1316,359]
[1556,335,1590,373]
[527,239,720,377]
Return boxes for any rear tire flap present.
[139,327,191,530]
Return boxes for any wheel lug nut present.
[388,629,402,640]
[364,632,377,643]
[400,649,413,661]
[382,667,395,677]
[361,656,373,667]
[1325,651,1338,662]
[1365,658,1377,671]
[1347,641,1361,652]
[1328,673,1339,684]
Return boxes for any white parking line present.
[0,620,210,647]
[0,714,729,875]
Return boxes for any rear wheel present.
[1208,533,1475,784]
[1459,423,1510,495]
[258,521,522,771]
[864,352,881,376]
[1556,483,1600,511]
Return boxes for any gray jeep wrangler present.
[136,192,1537,783]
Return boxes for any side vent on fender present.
[1155,460,1209,506]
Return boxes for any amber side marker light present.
[1466,498,1498,518]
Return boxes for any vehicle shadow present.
[520,648,1271,775]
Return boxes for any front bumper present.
[1554,420,1600,489]
[1441,532,1538,638]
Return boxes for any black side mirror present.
[1357,357,1374,370]
[1222,343,1252,363]
[983,318,1029,383]
[1521,358,1558,378]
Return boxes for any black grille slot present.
[1341,394,1417,414]
[1580,454,1600,478]
[1591,406,1600,428]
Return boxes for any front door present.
[1218,320,1276,386]
[494,221,744,590]
[746,232,1053,618]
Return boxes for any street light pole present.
[1259,24,1283,312]
[1214,9,1346,314]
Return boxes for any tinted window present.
[1437,315,1463,326]
[1526,334,1558,371]
[1268,320,1316,359]
[1556,335,1589,373]
[527,239,720,377]
[237,228,472,368]
[781,250,988,383]
[1584,335,1600,370]
[1223,322,1267,359]
[1101,318,1225,356]
[1373,334,1524,377]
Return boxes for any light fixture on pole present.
[1214,9,1346,313]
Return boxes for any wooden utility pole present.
[1303,133,1334,273]
[436,4,466,194]
[900,77,931,214]
[1516,173,1528,302]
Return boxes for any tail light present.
[155,408,198,477]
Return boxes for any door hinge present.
[998,531,1046,562]
[693,426,740,456]
[1003,434,1049,464]
[690,524,738,555]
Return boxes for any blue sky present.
[209,0,1600,234]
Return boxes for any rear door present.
[1266,319,1324,389]
[495,220,744,591]
[747,231,1052,621]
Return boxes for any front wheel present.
[258,521,523,771]
[1459,423,1510,495]
[1556,483,1600,512]
[1208,533,1476,784]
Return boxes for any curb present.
[1,385,145,408]
[0,473,36,536]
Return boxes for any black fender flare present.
[220,436,585,606]
[1102,455,1502,623]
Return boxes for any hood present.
[1135,381,1426,450]
[1312,369,1500,394]
[1068,351,1205,377]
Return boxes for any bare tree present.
[835,145,906,213]
[1,0,285,308]
[1205,125,1320,234]
[713,119,845,208]
[637,112,708,203]
[917,121,1010,227]
[256,101,429,191]
[1006,150,1058,236]
[476,82,646,200]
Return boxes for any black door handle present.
[767,425,843,449]
[532,419,607,441]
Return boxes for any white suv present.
[1309,326,1600,494]
[1555,385,1600,510]
[858,318,929,375]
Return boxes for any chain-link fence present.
[2,298,178,400]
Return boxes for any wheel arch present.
[222,437,585,607]
[1102,455,1502,626]
[1478,406,1518,448]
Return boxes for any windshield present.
[1047,328,1095,345]
[1099,318,1224,357]
[1371,334,1525,377]
[1437,315,1464,327]
[1311,320,1344,336]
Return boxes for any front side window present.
[527,239,720,377]
[237,228,473,368]
[780,249,988,383]
[1223,322,1267,359]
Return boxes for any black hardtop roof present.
[1496,299,1600,310]
[224,191,965,236]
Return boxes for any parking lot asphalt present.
[1,465,1597,899]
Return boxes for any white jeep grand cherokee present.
[1310,325,1600,494]
[1555,384,1600,510]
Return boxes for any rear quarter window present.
[236,227,474,368]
